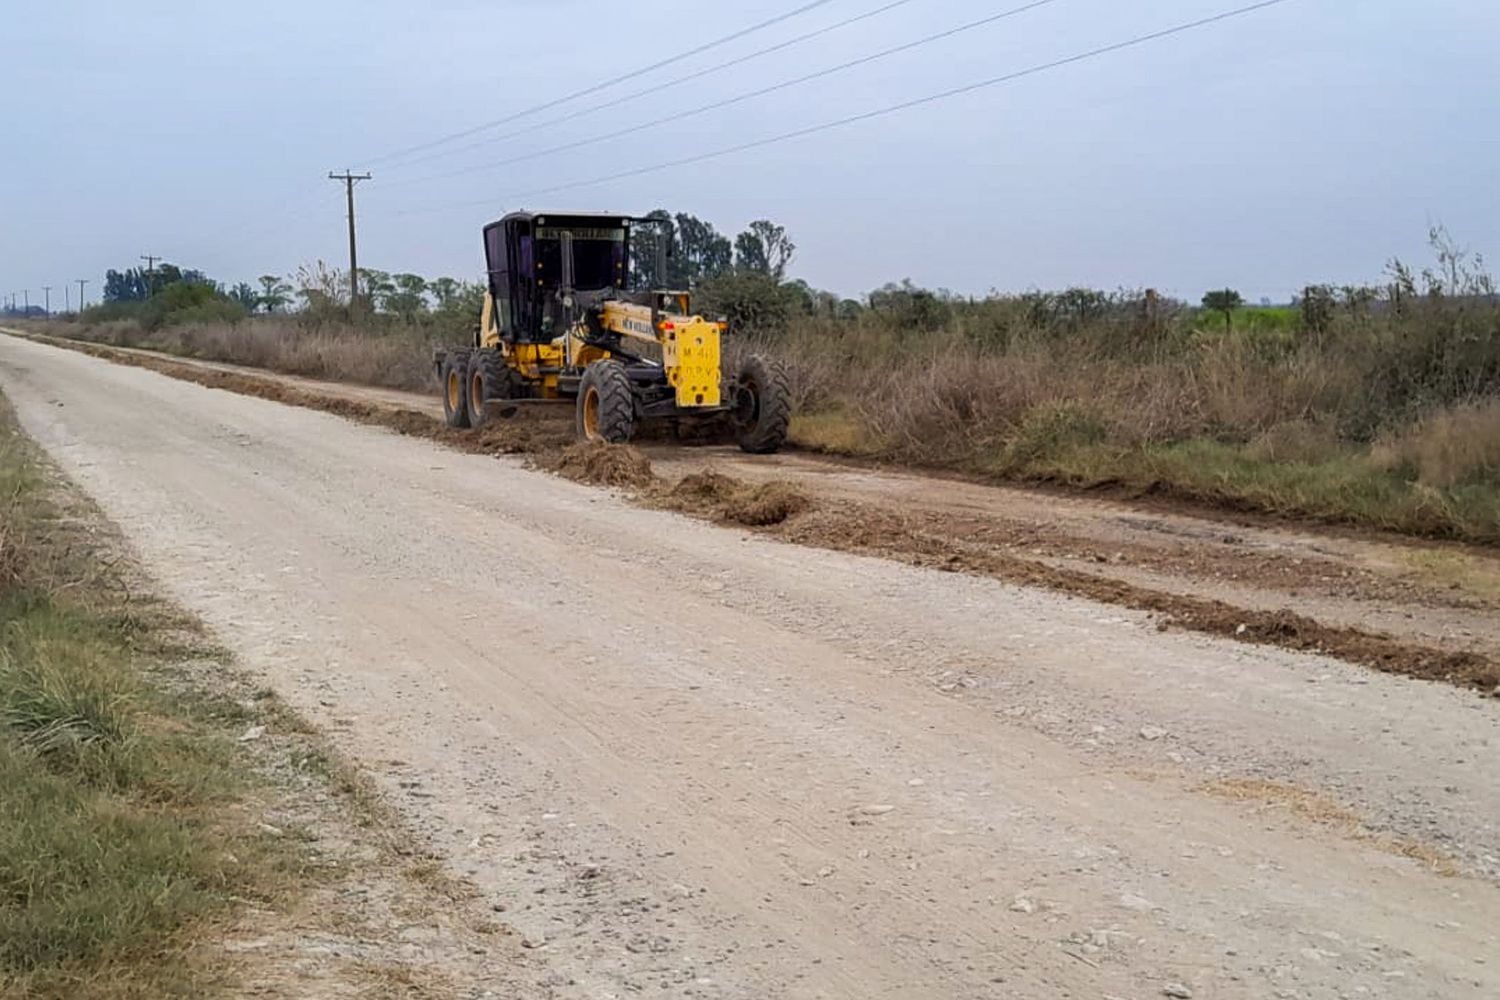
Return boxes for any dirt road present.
[2,333,1497,999]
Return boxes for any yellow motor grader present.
[434,212,790,453]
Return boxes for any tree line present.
[82,208,1396,340]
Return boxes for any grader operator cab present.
[434,212,791,453]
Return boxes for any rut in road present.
[2,334,1498,1000]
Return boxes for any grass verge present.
[0,389,381,1000]
[0,378,529,997]
[2,392,297,998]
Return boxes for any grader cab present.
[433,212,790,453]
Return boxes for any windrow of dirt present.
[28,335,1500,694]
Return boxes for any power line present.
[204,2,848,252]
[357,0,841,169]
[391,0,1293,219]
[386,0,927,173]
[384,0,1057,190]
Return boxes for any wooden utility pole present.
[328,171,371,310]
[140,255,161,296]
[22,290,29,314]
[65,284,71,312]
[77,279,89,311]
[42,285,52,315]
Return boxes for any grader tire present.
[441,350,472,429]
[576,360,636,444]
[733,354,791,455]
[466,349,515,429]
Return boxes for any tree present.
[360,268,395,311]
[229,282,259,310]
[104,268,148,303]
[428,276,462,312]
[257,274,293,313]
[630,209,677,287]
[869,279,952,332]
[734,220,795,279]
[1201,288,1243,332]
[697,270,795,336]
[675,213,732,283]
[103,262,210,302]
[386,273,429,318]
[734,231,769,275]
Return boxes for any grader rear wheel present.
[465,349,516,429]
[441,350,472,429]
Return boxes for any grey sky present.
[3,0,1498,304]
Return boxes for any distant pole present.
[65,284,71,312]
[140,255,161,296]
[22,290,29,314]
[77,279,89,310]
[42,286,52,315]
[328,171,371,311]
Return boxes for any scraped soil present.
[24,333,1500,693]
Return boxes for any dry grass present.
[1399,548,1500,603]
[38,317,439,392]
[1201,777,1458,876]
[1372,397,1500,488]
[746,296,1500,542]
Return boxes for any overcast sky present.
[3,0,1498,305]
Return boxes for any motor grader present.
[434,212,790,453]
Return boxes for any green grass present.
[1053,438,1499,540]
[788,408,1500,542]
[0,398,284,999]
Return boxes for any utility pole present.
[22,290,29,315]
[77,279,89,311]
[42,286,52,316]
[140,254,161,297]
[328,171,371,311]
[65,284,70,313]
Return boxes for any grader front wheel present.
[577,360,636,444]
[733,355,791,454]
